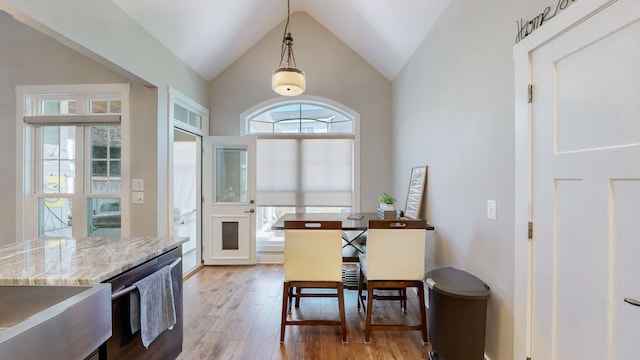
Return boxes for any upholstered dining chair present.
[280,220,347,343]
[357,218,428,344]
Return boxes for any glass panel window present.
[38,197,72,237]
[42,100,77,115]
[248,103,353,134]
[109,100,121,113]
[175,103,203,130]
[174,104,189,123]
[254,206,351,244]
[255,206,295,243]
[90,99,121,114]
[90,126,121,194]
[215,147,248,203]
[24,86,126,240]
[188,112,201,128]
[91,100,108,113]
[41,126,75,195]
[248,101,357,245]
[88,198,121,236]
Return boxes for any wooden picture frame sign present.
[404,166,427,219]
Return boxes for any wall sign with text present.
[515,0,577,44]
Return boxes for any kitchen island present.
[0,236,188,285]
[0,236,188,360]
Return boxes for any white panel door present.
[530,2,640,359]
[202,136,256,265]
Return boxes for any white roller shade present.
[24,114,121,125]
[257,138,353,207]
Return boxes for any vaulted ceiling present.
[111,0,450,81]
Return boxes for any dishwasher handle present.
[111,257,181,300]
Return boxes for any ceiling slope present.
[112,0,449,81]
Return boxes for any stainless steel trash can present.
[426,267,490,360]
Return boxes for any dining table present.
[271,212,435,289]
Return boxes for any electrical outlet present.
[487,200,497,221]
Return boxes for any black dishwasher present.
[99,247,183,360]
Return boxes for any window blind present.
[24,114,121,125]
[257,138,353,207]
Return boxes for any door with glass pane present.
[202,136,256,265]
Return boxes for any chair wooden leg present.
[365,284,374,343]
[337,283,347,343]
[362,280,428,345]
[287,286,293,314]
[294,287,301,308]
[357,269,365,312]
[400,288,407,312]
[280,282,290,343]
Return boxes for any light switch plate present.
[132,179,144,191]
[132,191,144,204]
[487,200,497,221]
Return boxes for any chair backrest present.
[284,220,343,282]
[364,219,427,281]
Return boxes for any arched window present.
[244,99,359,247]
[247,102,353,134]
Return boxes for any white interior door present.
[202,136,256,265]
[530,2,640,359]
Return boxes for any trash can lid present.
[426,267,490,299]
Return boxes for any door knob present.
[244,209,255,214]
[624,298,640,307]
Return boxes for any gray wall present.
[0,0,209,242]
[0,11,155,243]
[1,1,576,357]
[0,0,210,237]
[393,0,541,358]
[0,11,204,244]
[209,12,393,211]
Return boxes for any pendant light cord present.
[282,0,291,42]
[279,0,297,69]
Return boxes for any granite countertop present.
[0,236,188,286]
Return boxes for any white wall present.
[393,0,544,358]
[209,12,394,211]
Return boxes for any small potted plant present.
[378,192,396,211]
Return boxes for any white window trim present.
[169,87,209,137]
[15,83,131,240]
[242,95,361,210]
[240,95,360,212]
[167,87,209,236]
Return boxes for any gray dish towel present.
[130,265,176,348]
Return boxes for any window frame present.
[16,84,130,240]
[242,96,361,249]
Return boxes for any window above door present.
[246,102,354,134]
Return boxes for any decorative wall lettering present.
[515,0,577,43]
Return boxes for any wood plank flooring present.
[177,264,431,360]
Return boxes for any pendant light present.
[272,0,305,96]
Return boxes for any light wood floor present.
[177,264,431,360]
